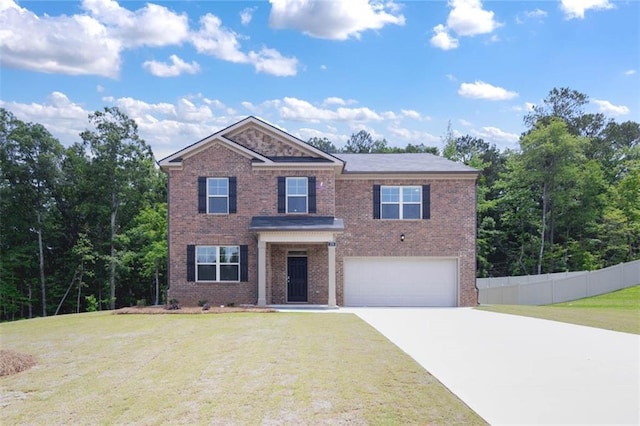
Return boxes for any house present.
[158,116,479,307]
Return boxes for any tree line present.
[1,87,638,320]
[1,107,167,320]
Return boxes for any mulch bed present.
[113,306,276,315]
[0,350,37,376]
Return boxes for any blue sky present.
[1,0,638,160]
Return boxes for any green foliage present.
[85,295,99,312]
[344,130,388,153]
[307,136,338,153]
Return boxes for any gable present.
[225,127,312,158]
[159,116,343,170]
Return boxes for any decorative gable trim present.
[158,116,343,170]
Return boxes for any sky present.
[1,0,638,161]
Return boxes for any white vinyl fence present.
[477,260,640,305]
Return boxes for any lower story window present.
[196,245,239,282]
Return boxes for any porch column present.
[257,240,267,306]
[328,242,337,307]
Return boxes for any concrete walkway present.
[345,307,639,425]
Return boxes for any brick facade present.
[162,118,478,307]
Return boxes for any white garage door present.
[344,257,458,307]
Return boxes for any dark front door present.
[287,256,308,302]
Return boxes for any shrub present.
[166,298,180,310]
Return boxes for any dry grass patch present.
[0,311,485,425]
[0,350,37,376]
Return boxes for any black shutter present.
[198,177,207,214]
[240,245,248,282]
[187,245,195,282]
[373,185,381,219]
[228,176,237,214]
[308,176,316,213]
[277,176,286,213]
[422,185,431,219]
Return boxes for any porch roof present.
[249,216,345,232]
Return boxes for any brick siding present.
[166,126,478,307]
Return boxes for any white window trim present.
[196,245,240,282]
[381,185,422,220]
[207,177,229,215]
[286,177,308,214]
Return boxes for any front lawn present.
[478,285,640,334]
[0,311,484,425]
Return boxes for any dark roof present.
[250,216,345,232]
[334,153,479,174]
[269,156,334,163]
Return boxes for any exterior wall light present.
[400,233,405,242]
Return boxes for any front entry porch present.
[250,216,344,307]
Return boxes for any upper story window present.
[197,176,237,214]
[196,245,240,282]
[277,176,316,214]
[286,177,308,213]
[207,178,228,214]
[374,185,430,220]
[381,186,421,219]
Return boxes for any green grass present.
[0,311,485,425]
[478,285,640,334]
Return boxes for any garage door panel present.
[344,257,457,307]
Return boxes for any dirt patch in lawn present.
[0,350,37,376]
[113,306,276,315]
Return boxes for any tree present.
[80,107,156,310]
[344,130,388,153]
[506,119,584,274]
[0,109,63,316]
[307,137,337,153]
[120,203,168,306]
[524,87,591,135]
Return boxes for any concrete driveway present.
[345,307,639,425]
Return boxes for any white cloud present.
[526,9,547,19]
[323,97,348,106]
[276,97,383,122]
[320,64,327,70]
[624,69,637,76]
[0,0,294,78]
[82,0,189,48]
[190,14,250,63]
[459,119,473,127]
[0,0,122,77]
[446,0,500,36]
[593,99,629,116]
[247,48,298,77]
[143,55,200,77]
[96,85,105,93]
[107,96,176,118]
[387,127,440,144]
[0,92,90,144]
[458,81,518,101]
[191,13,298,76]
[560,0,613,19]
[430,24,459,50]
[446,73,457,81]
[268,0,405,40]
[240,7,257,25]
[401,109,421,120]
[472,126,519,146]
[430,0,499,50]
